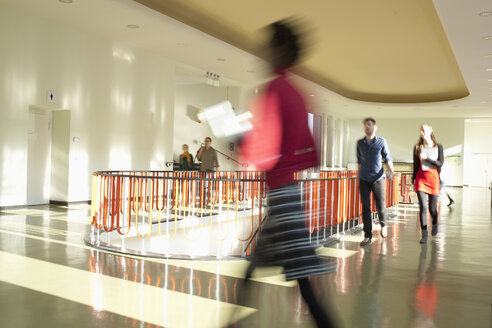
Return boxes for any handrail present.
[88,170,401,259]
[93,170,364,182]
[214,149,249,167]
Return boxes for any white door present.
[27,110,52,205]
[468,154,488,187]
[487,156,492,188]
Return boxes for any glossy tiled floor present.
[0,187,491,327]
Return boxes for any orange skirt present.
[415,168,440,195]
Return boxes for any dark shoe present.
[360,237,372,247]
[420,230,428,244]
[431,223,438,236]
[448,199,454,206]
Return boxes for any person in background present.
[440,178,455,206]
[178,144,194,171]
[412,124,444,243]
[196,137,218,172]
[236,19,335,328]
[357,118,394,247]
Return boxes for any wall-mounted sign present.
[47,90,56,103]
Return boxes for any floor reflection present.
[0,188,491,327]
[412,242,438,328]
[350,246,386,328]
[88,250,240,305]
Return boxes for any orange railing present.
[89,170,400,258]
[90,171,266,257]
[399,172,416,203]
[295,171,400,245]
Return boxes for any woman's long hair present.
[415,124,438,156]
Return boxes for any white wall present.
[174,84,247,171]
[463,120,492,187]
[348,118,465,185]
[0,3,175,205]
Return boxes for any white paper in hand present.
[198,101,253,138]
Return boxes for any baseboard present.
[49,200,69,206]
[0,205,28,211]
[70,200,91,206]
[50,200,91,206]
[1,201,91,210]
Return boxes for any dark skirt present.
[250,183,329,281]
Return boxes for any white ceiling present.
[2,0,492,118]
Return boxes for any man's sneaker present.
[381,226,388,238]
[360,238,371,247]
[431,224,438,236]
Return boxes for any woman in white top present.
[412,124,444,243]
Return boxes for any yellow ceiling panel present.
[135,0,469,103]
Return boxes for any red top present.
[264,72,318,190]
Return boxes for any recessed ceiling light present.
[58,0,73,3]
[479,11,492,17]
[309,94,315,97]
[127,24,139,29]
[487,68,492,71]
[216,58,226,62]
[483,36,492,40]
[488,79,492,81]
[485,54,492,58]
[246,69,255,73]
[480,101,487,104]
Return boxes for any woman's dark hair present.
[269,20,301,68]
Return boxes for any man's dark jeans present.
[359,178,386,239]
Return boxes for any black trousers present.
[416,191,439,230]
[359,178,386,239]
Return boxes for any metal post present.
[310,182,313,242]
[324,176,340,247]
[323,179,327,241]
[317,181,320,244]
[331,179,334,236]
[337,179,340,236]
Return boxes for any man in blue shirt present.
[357,118,394,246]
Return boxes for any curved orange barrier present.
[90,170,400,256]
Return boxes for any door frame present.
[27,104,71,205]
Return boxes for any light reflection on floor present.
[0,187,490,327]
